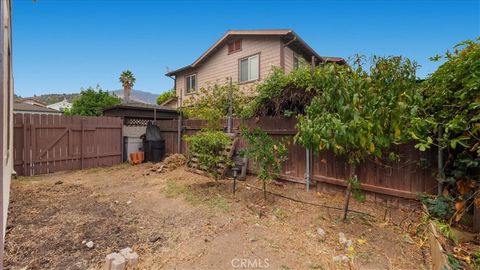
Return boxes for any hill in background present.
[109,89,158,104]
[20,89,159,105]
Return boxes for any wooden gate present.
[13,114,123,176]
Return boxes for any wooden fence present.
[157,117,438,200]
[13,114,123,176]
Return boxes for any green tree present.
[156,89,175,105]
[119,70,136,102]
[296,56,419,220]
[241,127,288,200]
[65,86,121,116]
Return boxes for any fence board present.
[13,113,123,176]
[160,116,438,199]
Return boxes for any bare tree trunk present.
[124,86,131,103]
[342,164,355,221]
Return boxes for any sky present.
[12,0,480,98]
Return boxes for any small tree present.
[119,70,136,102]
[157,89,175,105]
[241,127,288,200]
[65,86,121,116]
[296,56,419,220]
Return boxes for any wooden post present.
[227,77,233,133]
[22,114,27,176]
[474,205,480,233]
[437,128,444,195]
[306,149,311,191]
[80,118,84,169]
[177,88,183,154]
[305,56,316,191]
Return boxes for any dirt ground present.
[4,160,430,270]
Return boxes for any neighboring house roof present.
[103,101,178,120]
[14,102,62,114]
[160,96,178,107]
[166,29,345,76]
[104,101,177,112]
[17,98,47,107]
[47,99,72,110]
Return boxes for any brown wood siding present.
[283,46,295,73]
[13,114,123,176]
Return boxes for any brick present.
[111,254,126,270]
[104,253,117,270]
[119,247,139,268]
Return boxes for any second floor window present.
[185,74,197,93]
[228,39,242,54]
[239,54,259,83]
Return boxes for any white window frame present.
[239,54,260,83]
[185,74,197,94]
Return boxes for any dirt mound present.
[148,154,187,174]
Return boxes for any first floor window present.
[239,54,259,83]
[185,74,197,93]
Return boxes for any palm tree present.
[119,70,136,103]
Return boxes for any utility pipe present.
[168,74,182,154]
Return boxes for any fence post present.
[177,88,183,154]
[305,56,316,191]
[227,77,233,133]
[22,114,27,175]
[80,118,84,169]
[306,148,311,191]
[437,128,444,195]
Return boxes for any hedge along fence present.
[157,116,438,202]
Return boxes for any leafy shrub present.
[240,127,288,199]
[420,194,455,220]
[250,67,317,117]
[411,39,480,224]
[157,89,175,105]
[182,82,251,128]
[184,130,232,179]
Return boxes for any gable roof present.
[166,29,345,76]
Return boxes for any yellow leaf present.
[395,127,401,138]
[369,143,375,153]
[357,239,367,245]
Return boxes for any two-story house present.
[165,29,345,107]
